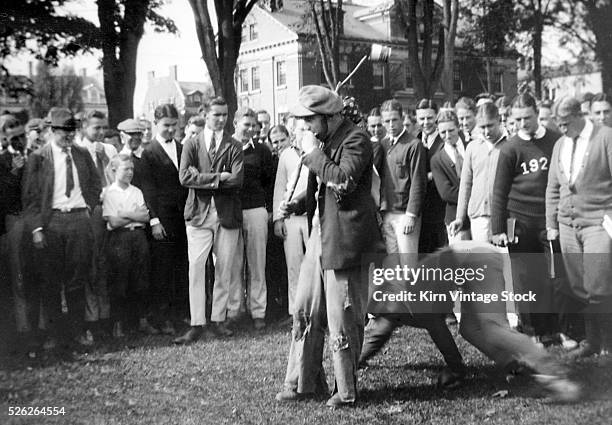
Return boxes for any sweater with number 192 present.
[491,128,561,234]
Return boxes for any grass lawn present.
[1,321,611,425]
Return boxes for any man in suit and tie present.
[547,96,612,358]
[22,108,101,349]
[173,97,243,344]
[140,104,188,335]
[416,99,447,254]
[431,109,471,244]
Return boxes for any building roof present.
[543,61,601,79]
[177,81,210,96]
[263,0,387,41]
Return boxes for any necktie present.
[453,144,463,178]
[422,134,428,148]
[95,147,108,184]
[63,147,74,198]
[568,136,578,182]
[209,133,216,160]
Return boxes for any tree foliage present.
[0,0,176,126]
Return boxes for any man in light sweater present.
[490,93,562,344]
[546,96,612,358]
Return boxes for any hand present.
[279,199,299,219]
[427,171,433,181]
[11,154,25,173]
[300,130,319,155]
[219,172,231,182]
[402,214,416,234]
[491,233,509,247]
[188,165,199,175]
[32,230,46,249]
[152,223,167,241]
[448,219,463,237]
[274,219,287,239]
[547,228,559,241]
[94,142,105,154]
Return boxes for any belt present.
[112,225,146,233]
[52,207,88,213]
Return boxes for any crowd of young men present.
[1,86,611,407]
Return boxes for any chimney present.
[169,65,178,81]
[147,70,155,81]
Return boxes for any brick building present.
[236,0,517,124]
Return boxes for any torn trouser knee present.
[331,333,350,351]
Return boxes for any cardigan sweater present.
[546,124,612,229]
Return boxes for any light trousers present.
[381,212,421,254]
[283,215,309,315]
[282,225,369,403]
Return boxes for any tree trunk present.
[441,0,458,102]
[584,0,612,95]
[532,0,543,99]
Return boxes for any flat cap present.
[117,118,144,133]
[46,108,77,130]
[25,118,44,132]
[289,85,343,117]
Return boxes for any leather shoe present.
[173,326,202,345]
[534,374,581,403]
[253,318,266,330]
[275,389,317,403]
[139,318,160,335]
[210,322,233,337]
[325,393,354,409]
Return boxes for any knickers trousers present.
[282,226,368,403]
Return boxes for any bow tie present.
[163,139,173,144]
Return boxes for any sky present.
[4,0,578,115]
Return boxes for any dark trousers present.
[418,221,448,254]
[266,221,288,319]
[150,214,188,320]
[508,216,558,337]
[106,228,150,324]
[360,314,465,373]
[40,210,93,341]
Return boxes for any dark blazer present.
[140,140,188,221]
[379,131,427,215]
[431,141,470,227]
[419,132,446,224]
[179,131,243,228]
[294,118,381,270]
[22,143,101,230]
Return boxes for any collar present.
[391,128,406,145]
[51,141,70,154]
[243,139,255,151]
[156,134,173,145]
[578,119,594,141]
[121,145,143,158]
[426,130,439,144]
[204,127,224,143]
[80,137,94,146]
[108,181,132,192]
[517,125,546,141]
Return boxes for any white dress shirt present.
[423,130,439,149]
[203,127,224,153]
[51,142,87,210]
[444,139,465,164]
[561,119,593,183]
[102,182,147,230]
[120,145,143,158]
[77,137,118,163]
[155,133,179,169]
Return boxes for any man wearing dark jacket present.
[275,85,381,408]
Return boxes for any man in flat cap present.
[22,108,101,350]
[547,96,612,358]
[118,119,147,190]
[275,85,381,408]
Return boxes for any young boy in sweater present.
[490,93,562,344]
[103,154,152,338]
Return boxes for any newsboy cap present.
[46,108,77,130]
[117,118,144,134]
[25,118,44,132]
[289,85,343,117]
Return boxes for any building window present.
[373,63,385,89]
[405,66,413,88]
[492,70,503,93]
[389,63,404,91]
[249,24,258,41]
[276,61,287,87]
[193,94,201,103]
[239,68,249,93]
[251,66,260,91]
[453,69,462,92]
[241,24,247,43]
